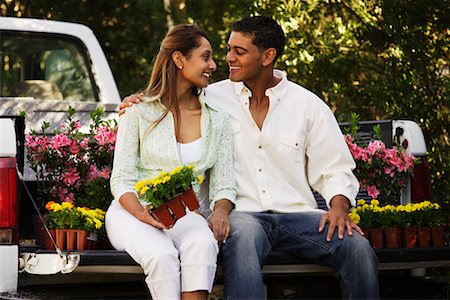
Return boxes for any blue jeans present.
[222,211,380,299]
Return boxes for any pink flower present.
[366,140,386,156]
[94,126,116,146]
[63,168,80,186]
[366,185,380,199]
[87,165,100,181]
[50,134,72,149]
[69,141,80,154]
[99,167,110,179]
[384,165,396,177]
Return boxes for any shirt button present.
[262,190,266,193]
[258,169,262,172]
[258,145,262,149]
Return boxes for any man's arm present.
[118,92,144,116]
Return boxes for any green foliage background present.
[2,0,449,204]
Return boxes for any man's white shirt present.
[202,69,359,213]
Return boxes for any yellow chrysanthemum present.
[197,175,205,184]
[357,199,366,206]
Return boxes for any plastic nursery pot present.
[179,188,199,211]
[65,229,78,250]
[368,228,384,249]
[417,227,431,247]
[55,229,67,250]
[403,227,418,248]
[166,197,186,221]
[431,226,445,247]
[77,230,89,250]
[152,204,176,228]
[384,227,401,248]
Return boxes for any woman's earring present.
[178,65,183,70]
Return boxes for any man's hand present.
[208,199,233,243]
[118,92,144,116]
[318,195,363,242]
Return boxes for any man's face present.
[226,31,264,83]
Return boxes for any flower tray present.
[151,188,199,228]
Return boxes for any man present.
[121,16,379,299]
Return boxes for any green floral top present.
[110,95,236,213]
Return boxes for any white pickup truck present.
[1,17,448,298]
[0,17,121,293]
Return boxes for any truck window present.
[0,31,97,102]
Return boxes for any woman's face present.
[179,37,217,89]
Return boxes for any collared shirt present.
[110,96,236,214]
[204,70,358,213]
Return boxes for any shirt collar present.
[230,69,289,101]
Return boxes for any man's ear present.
[172,51,185,69]
[261,48,277,67]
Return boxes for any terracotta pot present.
[77,230,89,250]
[417,226,431,247]
[55,229,66,249]
[362,229,370,240]
[368,228,384,249]
[152,204,176,228]
[431,225,445,247]
[179,188,199,211]
[384,227,401,248]
[167,197,186,221]
[65,229,77,250]
[403,227,417,248]
[152,188,200,228]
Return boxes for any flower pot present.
[403,227,417,248]
[77,230,89,250]
[65,229,77,250]
[167,197,186,221]
[362,229,370,240]
[417,226,431,247]
[152,204,176,228]
[179,188,199,211]
[55,229,66,249]
[384,227,401,248]
[368,228,384,249]
[431,225,445,247]
[151,188,199,228]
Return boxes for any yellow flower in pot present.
[135,165,204,227]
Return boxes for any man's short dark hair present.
[232,16,285,61]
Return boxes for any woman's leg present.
[106,204,181,299]
[167,211,219,298]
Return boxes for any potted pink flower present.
[25,106,117,212]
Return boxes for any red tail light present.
[0,157,18,244]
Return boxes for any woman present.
[106,24,236,299]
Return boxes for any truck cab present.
[0,17,120,104]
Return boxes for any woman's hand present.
[136,205,167,230]
[119,193,167,230]
[118,92,144,116]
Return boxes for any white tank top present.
[178,138,203,165]
[177,138,210,215]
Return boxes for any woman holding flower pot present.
[106,24,236,299]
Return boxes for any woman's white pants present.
[106,204,219,299]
